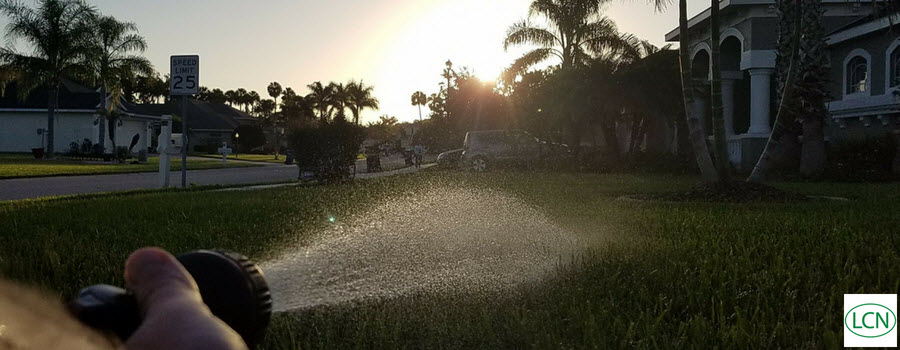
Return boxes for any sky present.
[3,0,709,124]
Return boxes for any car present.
[460,130,569,172]
[437,149,463,168]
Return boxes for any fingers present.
[124,248,247,350]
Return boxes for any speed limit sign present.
[170,55,199,96]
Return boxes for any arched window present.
[846,56,868,94]
[890,46,900,88]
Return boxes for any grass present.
[0,171,897,349]
[0,153,259,179]
[193,153,287,164]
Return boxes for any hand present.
[124,248,247,350]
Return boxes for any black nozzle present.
[69,250,272,348]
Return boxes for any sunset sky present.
[5,0,708,123]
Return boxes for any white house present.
[0,80,162,154]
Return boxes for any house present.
[665,0,899,170]
[0,80,260,155]
[126,99,260,153]
[0,80,161,154]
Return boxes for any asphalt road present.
[0,156,440,201]
[0,165,301,201]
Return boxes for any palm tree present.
[280,87,313,123]
[207,88,227,105]
[346,80,379,125]
[235,88,249,112]
[747,0,803,182]
[306,81,333,121]
[267,82,282,113]
[248,90,260,112]
[255,99,275,119]
[503,0,637,76]
[0,0,97,156]
[327,81,348,121]
[225,89,237,107]
[86,15,153,154]
[708,0,730,181]
[411,91,427,121]
[644,0,719,183]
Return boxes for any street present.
[0,164,300,201]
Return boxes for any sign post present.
[157,116,173,188]
[170,55,199,188]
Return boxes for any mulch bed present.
[622,181,811,203]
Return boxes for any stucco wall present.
[116,119,151,153]
[0,112,99,153]
[829,32,900,99]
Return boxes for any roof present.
[665,0,886,42]
[826,12,900,46]
[120,99,258,131]
[0,79,260,129]
[0,80,101,110]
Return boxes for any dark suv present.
[461,130,568,171]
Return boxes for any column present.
[720,75,737,136]
[748,68,774,134]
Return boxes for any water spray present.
[69,250,272,348]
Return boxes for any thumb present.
[123,248,246,350]
[124,247,202,315]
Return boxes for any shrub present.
[80,139,93,154]
[288,120,365,183]
[114,146,129,162]
[825,135,897,182]
[91,144,104,157]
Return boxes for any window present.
[846,56,868,94]
[890,45,900,88]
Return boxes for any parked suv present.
[461,130,568,171]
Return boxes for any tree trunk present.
[46,82,60,156]
[797,0,829,178]
[108,117,118,162]
[678,0,719,183]
[709,0,730,181]
[629,115,646,155]
[747,6,802,183]
[799,116,825,177]
[98,86,107,151]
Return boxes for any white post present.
[748,68,774,134]
[218,142,232,166]
[157,116,173,188]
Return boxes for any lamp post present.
[235,132,240,159]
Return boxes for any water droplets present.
[263,186,578,311]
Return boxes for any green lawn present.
[0,153,259,179]
[0,172,896,349]
[193,153,287,164]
